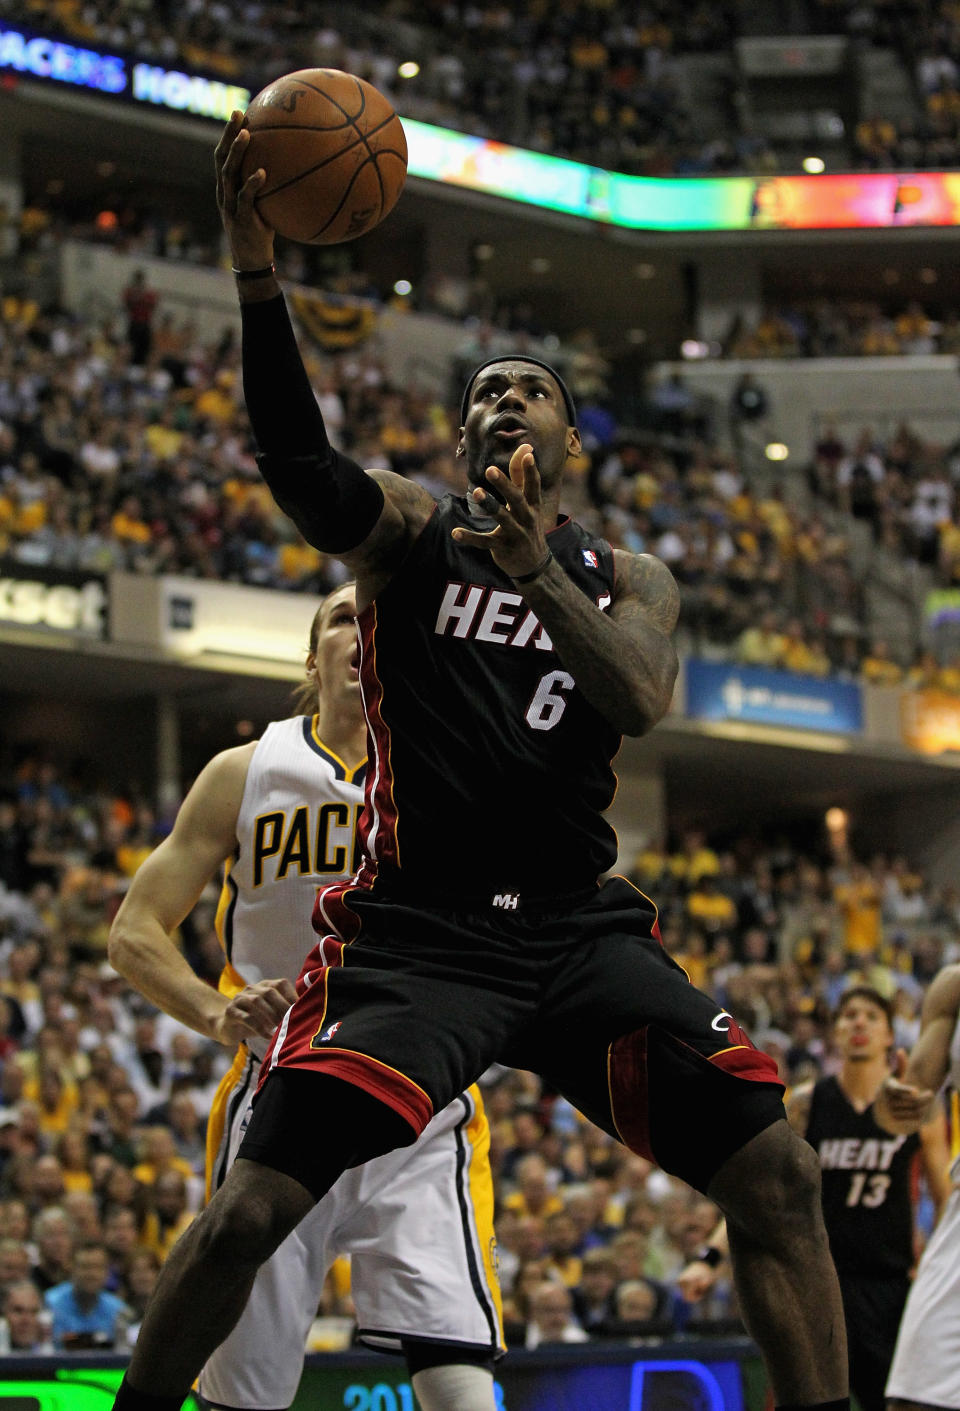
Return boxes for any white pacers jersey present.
[886,1007,960,1408]
[216,714,363,1005]
[947,1008,960,1183]
[201,715,502,1410]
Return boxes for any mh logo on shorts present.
[318,1020,342,1042]
[492,891,520,910]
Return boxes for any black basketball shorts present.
[251,873,785,1193]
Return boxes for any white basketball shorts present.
[198,1048,503,1411]
[887,1184,960,1408]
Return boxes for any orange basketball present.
[240,69,408,245]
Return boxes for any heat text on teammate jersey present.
[816,1135,908,1170]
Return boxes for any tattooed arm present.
[519,547,680,737]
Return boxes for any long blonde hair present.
[290,584,356,716]
[290,603,325,717]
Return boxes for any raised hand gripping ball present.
[240,69,408,245]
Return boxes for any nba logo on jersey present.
[318,1020,342,1042]
[582,549,599,569]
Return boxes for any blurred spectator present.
[570,1248,619,1333]
[141,1170,194,1261]
[122,271,159,368]
[30,1207,75,1292]
[524,1281,589,1348]
[606,1277,676,1336]
[44,1241,130,1350]
[0,1279,53,1353]
[860,641,905,687]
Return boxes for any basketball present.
[240,69,408,245]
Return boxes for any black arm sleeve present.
[241,294,384,552]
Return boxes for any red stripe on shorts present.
[709,1044,783,1086]
[288,1049,432,1136]
[607,1027,655,1161]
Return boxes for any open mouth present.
[491,415,530,442]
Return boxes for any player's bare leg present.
[115,1159,314,1406]
[708,1120,848,1407]
[412,1366,497,1411]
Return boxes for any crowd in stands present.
[0,0,760,179]
[5,284,957,683]
[0,735,952,1352]
[720,300,960,360]
[5,0,955,177]
[810,417,960,596]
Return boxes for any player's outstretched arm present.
[107,745,295,1046]
[919,1106,952,1221]
[215,114,434,597]
[874,965,960,1134]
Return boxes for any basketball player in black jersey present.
[679,987,950,1411]
[113,113,851,1411]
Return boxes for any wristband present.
[695,1245,723,1268]
[233,263,276,281]
[512,549,553,584]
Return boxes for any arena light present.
[680,339,710,359]
[393,279,412,296]
[765,442,789,461]
[802,156,825,174]
[825,807,848,832]
[397,61,419,78]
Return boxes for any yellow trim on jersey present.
[214,857,235,954]
[310,715,367,784]
[711,1044,750,1059]
[217,961,248,1000]
[464,1084,506,1351]
[950,1089,960,1163]
[204,1044,249,1203]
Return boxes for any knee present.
[195,1184,294,1267]
[716,1122,823,1240]
[768,1130,822,1221]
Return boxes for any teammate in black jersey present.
[679,987,950,1411]
[114,114,851,1411]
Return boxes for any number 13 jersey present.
[356,496,621,894]
[806,1075,920,1275]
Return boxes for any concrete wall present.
[651,354,960,465]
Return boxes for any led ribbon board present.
[0,24,248,120]
[3,28,959,230]
[404,117,960,231]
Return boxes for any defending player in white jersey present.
[874,964,960,1411]
[108,584,502,1411]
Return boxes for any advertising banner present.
[685,660,863,734]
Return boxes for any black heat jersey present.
[355,495,621,893]
[806,1075,919,1276]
